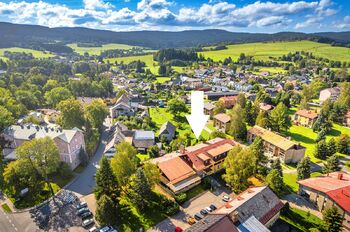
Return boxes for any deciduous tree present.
[266,169,285,196]
[57,99,85,129]
[270,103,291,132]
[85,99,108,129]
[229,104,247,141]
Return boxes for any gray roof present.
[3,124,81,143]
[159,122,176,137]
[185,215,237,232]
[204,102,215,110]
[134,130,154,140]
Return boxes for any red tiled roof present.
[259,201,284,225]
[295,109,318,119]
[327,186,350,213]
[158,157,196,184]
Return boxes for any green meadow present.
[67,43,144,55]
[201,40,350,62]
[0,47,54,59]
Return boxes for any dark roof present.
[159,121,176,137]
[185,214,238,232]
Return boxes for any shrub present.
[174,193,187,204]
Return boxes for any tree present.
[245,101,258,126]
[143,163,160,187]
[314,140,329,159]
[266,169,285,196]
[324,154,340,173]
[169,137,185,151]
[110,142,139,186]
[57,99,85,129]
[323,207,343,232]
[0,106,14,132]
[95,195,117,226]
[229,104,247,141]
[129,168,153,211]
[167,98,188,118]
[270,103,291,132]
[44,87,73,107]
[213,100,225,115]
[255,110,271,129]
[271,159,283,178]
[85,99,109,129]
[297,156,311,180]
[147,145,160,158]
[327,138,337,156]
[237,93,246,108]
[336,134,350,154]
[299,97,309,110]
[223,146,255,192]
[95,156,119,200]
[210,130,226,139]
[15,137,60,197]
[250,137,268,175]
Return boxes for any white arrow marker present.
[186,91,210,139]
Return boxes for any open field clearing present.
[67,43,144,55]
[0,47,54,58]
[201,41,350,62]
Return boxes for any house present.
[212,186,284,229]
[110,94,134,118]
[132,130,155,151]
[104,122,133,159]
[182,138,237,176]
[151,154,201,194]
[292,109,318,128]
[259,103,274,112]
[158,121,176,142]
[185,214,239,232]
[298,172,350,231]
[17,111,44,124]
[319,87,340,103]
[219,96,238,109]
[344,110,350,127]
[213,113,231,132]
[247,125,305,163]
[205,91,239,101]
[204,102,215,117]
[2,124,85,169]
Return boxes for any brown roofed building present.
[204,102,216,117]
[298,171,350,231]
[219,96,238,109]
[259,102,274,111]
[344,110,350,127]
[247,125,305,163]
[213,113,231,133]
[319,87,340,103]
[292,109,318,128]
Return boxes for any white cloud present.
[0,0,342,31]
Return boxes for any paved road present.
[0,207,37,232]
[65,120,111,196]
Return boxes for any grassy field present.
[67,43,143,55]
[201,40,350,62]
[280,207,325,231]
[0,47,54,59]
[107,54,158,73]
[153,77,171,84]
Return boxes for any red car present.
[175,226,183,232]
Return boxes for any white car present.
[82,219,94,228]
[100,226,113,232]
[222,195,231,202]
[205,206,212,212]
[89,226,99,232]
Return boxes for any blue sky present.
[0,0,349,32]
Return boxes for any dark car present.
[81,211,93,219]
[77,207,90,216]
[200,209,208,215]
[194,213,204,221]
[209,204,217,211]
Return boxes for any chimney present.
[230,211,239,223]
[337,173,343,180]
[179,145,185,154]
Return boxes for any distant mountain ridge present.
[0,22,349,49]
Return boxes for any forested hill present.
[0,22,349,49]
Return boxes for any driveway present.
[65,119,111,196]
[148,188,233,232]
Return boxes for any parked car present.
[76,202,87,210]
[222,195,231,202]
[205,206,212,212]
[194,213,204,220]
[81,211,93,219]
[76,207,90,216]
[100,226,113,232]
[187,217,196,225]
[209,204,217,211]
[109,230,118,232]
[175,226,183,232]
[89,226,99,232]
[200,209,208,215]
[82,219,94,228]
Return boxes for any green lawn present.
[286,123,350,163]
[201,40,350,62]
[185,184,207,200]
[0,47,54,58]
[107,54,159,74]
[283,173,299,193]
[137,153,150,162]
[280,207,325,232]
[153,77,171,84]
[67,43,144,55]
[1,203,12,213]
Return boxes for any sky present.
[0,0,349,32]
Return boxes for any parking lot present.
[148,187,234,232]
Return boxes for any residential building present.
[259,103,274,112]
[219,96,238,109]
[2,124,85,169]
[110,94,134,118]
[205,91,238,101]
[132,130,155,151]
[247,125,305,163]
[104,122,133,159]
[158,121,176,142]
[319,87,340,103]
[185,214,239,232]
[212,186,283,229]
[344,110,350,127]
[213,113,231,132]
[298,172,350,231]
[292,109,318,128]
[204,102,215,117]
[150,153,201,194]
[182,138,237,176]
